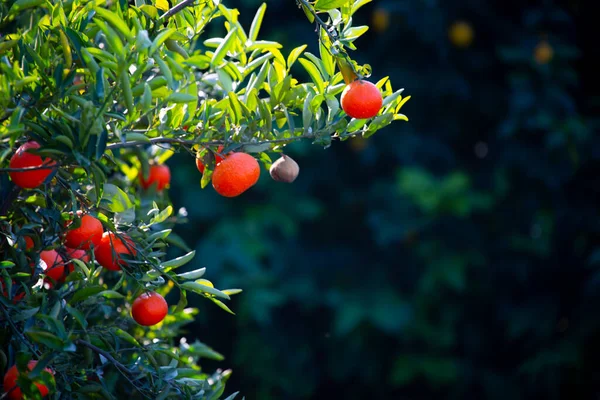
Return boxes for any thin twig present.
[159,0,196,20]
[0,163,61,172]
[297,0,338,44]
[0,303,42,358]
[105,135,310,151]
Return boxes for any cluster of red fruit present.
[2,79,383,399]
[3,169,167,399]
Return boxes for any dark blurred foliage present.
[165,0,600,398]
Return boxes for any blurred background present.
[165,0,600,398]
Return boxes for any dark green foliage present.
[167,0,599,399]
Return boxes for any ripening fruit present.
[94,232,137,271]
[269,155,300,183]
[212,153,260,197]
[3,360,54,400]
[24,236,34,250]
[371,8,390,33]
[131,291,168,326]
[341,80,383,120]
[64,214,103,250]
[196,146,226,174]
[9,141,56,189]
[40,250,66,285]
[139,164,171,191]
[534,40,553,64]
[448,20,474,48]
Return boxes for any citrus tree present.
[0,0,410,398]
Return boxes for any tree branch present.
[0,163,61,173]
[297,0,339,43]
[105,135,311,151]
[159,0,197,20]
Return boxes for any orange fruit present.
[39,250,66,285]
[131,291,168,326]
[24,236,34,250]
[139,164,171,191]
[3,360,54,400]
[448,21,474,48]
[341,80,383,120]
[534,40,553,64]
[94,232,136,271]
[9,141,56,189]
[196,146,226,174]
[371,8,390,33]
[212,153,260,197]
[64,214,103,250]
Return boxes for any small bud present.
[269,154,300,183]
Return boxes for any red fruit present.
[9,141,56,189]
[211,153,260,197]
[2,360,54,400]
[64,214,104,250]
[196,146,226,174]
[39,250,66,285]
[131,291,168,326]
[24,236,34,250]
[94,232,137,271]
[139,164,171,191]
[340,80,383,119]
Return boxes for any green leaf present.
[211,298,235,315]
[94,19,124,59]
[249,3,267,42]
[0,261,15,269]
[125,132,151,143]
[8,0,44,15]
[119,68,134,118]
[147,229,172,243]
[65,304,88,328]
[247,41,282,51]
[70,286,105,303]
[161,250,196,270]
[111,328,140,347]
[299,58,324,93]
[180,282,230,300]
[343,25,369,41]
[315,0,350,11]
[102,184,134,213]
[13,307,39,322]
[150,28,176,55]
[177,268,206,280]
[149,205,172,224]
[287,45,307,70]
[97,290,124,299]
[228,92,243,124]
[221,289,243,296]
[166,93,196,103]
[211,27,238,67]
[94,7,132,40]
[347,118,368,132]
[26,330,64,350]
